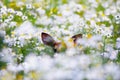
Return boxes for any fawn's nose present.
[54,42,67,52]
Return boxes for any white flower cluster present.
[0,53,120,80]
[0,0,120,80]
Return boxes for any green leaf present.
[84,47,91,54]
[5,26,16,36]
[3,0,9,6]
[0,34,4,51]
[62,0,68,4]
[0,61,7,70]
[115,51,120,63]
[96,4,105,12]
[40,46,55,57]
[101,21,111,27]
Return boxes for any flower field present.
[0,0,120,80]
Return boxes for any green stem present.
[103,36,106,53]
[102,36,107,64]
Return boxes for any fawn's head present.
[41,32,82,52]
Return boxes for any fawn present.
[41,32,82,52]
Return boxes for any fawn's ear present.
[41,32,55,47]
[72,34,82,43]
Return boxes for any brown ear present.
[41,32,55,47]
[72,34,82,43]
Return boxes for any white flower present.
[77,55,91,69]
[117,1,120,11]
[44,69,73,80]
[66,48,77,56]
[23,54,39,73]
[0,1,120,79]
[4,19,10,24]
[35,16,52,26]
[16,1,24,7]
[99,26,113,37]
[101,52,110,58]
[115,14,120,24]
[22,15,28,21]
[104,63,120,76]
[86,67,104,80]
[77,35,102,48]
[53,16,67,25]
[15,11,23,16]
[5,39,15,47]
[109,50,118,60]
[36,8,45,16]
[0,6,7,15]
[68,14,80,24]
[7,64,17,73]
[0,30,5,38]
[0,18,2,22]
[8,15,14,21]
[7,8,15,14]
[73,4,83,12]
[102,2,109,8]
[0,48,14,63]
[105,33,112,38]
[84,11,97,20]
[14,21,36,35]
[17,54,23,61]
[109,6,117,14]
[116,20,120,24]
[0,1,3,7]
[9,21,17,27]
[61,10,73,17]
[26,4,33,9]
[115,14,120,20]
[4,35,26,47]
[116,38,120,49]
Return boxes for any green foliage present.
[96,4,105,12]
[12,38,39,62]
[0,35,4,51]
[3,0,9,6]
[13,16,23,23]
[79,0,87,4]
[27,13,37,24]
[0,0,120,67]
[115,51,120,63]
[75,11,85,17]
[0,61,7,70]
[62,0,68,4]
[0,0,120,79]
[101,21,111,27]
[5,26,16,36]
[83,47,91,54]
[40,45,55,57]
